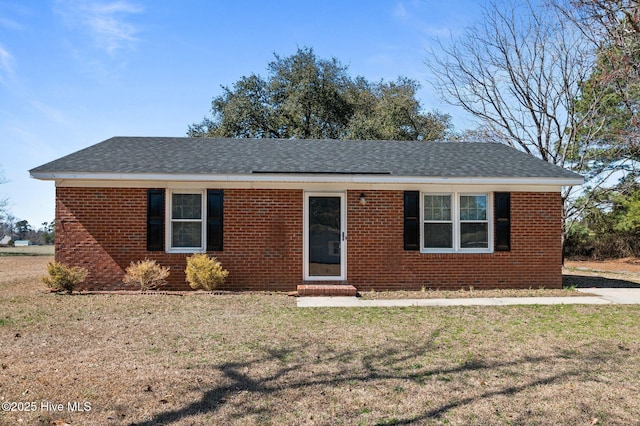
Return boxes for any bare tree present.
[562,1,640,48]
[426,0,631,230]
[555,0,640,160]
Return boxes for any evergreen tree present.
[188,47,451,141]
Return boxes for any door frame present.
[303,192,347,281]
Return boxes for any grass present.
[359,286,592,299]
[1,256,640,425]
[0,245,55,256]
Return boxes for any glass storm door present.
[305,193,346,280]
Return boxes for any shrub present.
[185,254,229,291]
[564,223,594,258]
[123,259,170,291]
[41,261,88,294]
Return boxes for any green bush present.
[41,261,88,294]
[564,223,595,258]
[564,223,640,260]
[185,253,229,291]
[123,259,170,291]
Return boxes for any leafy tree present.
[189,47,452,141]
[565,181,640,258]
[344,77,451,141]
[572,43,640,171]
[614,190,640,233]
[561,0,640,162]
[16,220,31,240]
[41,220,55,244]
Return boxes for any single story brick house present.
[30,137,582,293]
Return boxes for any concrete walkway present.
[297,288,640,308]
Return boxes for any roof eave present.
[30,171,584,187]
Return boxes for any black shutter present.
[147,189,165,251]
[207,190,224,251]
[404,191,420,251]
[495,192,511,251]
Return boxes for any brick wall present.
[220,189,303,291]
[55,187,303,291]
[56,187,145,291]
[55,187,562,291]
[346,190,563,290]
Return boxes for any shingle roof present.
[30,137,583,184]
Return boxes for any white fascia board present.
[30,171,584,187]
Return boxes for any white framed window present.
[459,194,489,249]
[423,194,453,249]
[422,192,492,253]
[167,190,206,253]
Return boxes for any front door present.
[304,193,346,280]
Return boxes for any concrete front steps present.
[297,284,358,297]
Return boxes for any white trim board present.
[49,179,568,194]
[31,171,583,187]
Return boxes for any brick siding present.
[347,191,563,290]
[55,187,562,291]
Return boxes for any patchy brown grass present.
[565,257,640,274]
[359,287,588,300]
[0,245,55,257]
[1,256,640,425]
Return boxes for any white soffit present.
[30,171,584,187]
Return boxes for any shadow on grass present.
[130,335,612,425]
[564,274,640,288]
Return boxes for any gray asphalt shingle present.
[30,137,583,181]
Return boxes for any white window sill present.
[166,248,206,254]
[420,249,494,254]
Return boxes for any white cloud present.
[0,16,23,30]
[0,44,15,80]
[28,99,73,127]
[392,0,467,38]
[394,2,409,20]
[55,0,143,54]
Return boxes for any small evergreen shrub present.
[185,254,229,291]
[41,261,88,294]
[123,259,170,291]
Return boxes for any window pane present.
[460,195,487,221]
[424,223,452,248]
[172,194,202,219]
[460,223,488,248]
[172,222,202,248]
[424,195,451,221]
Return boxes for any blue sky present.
[1,0,483,228]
